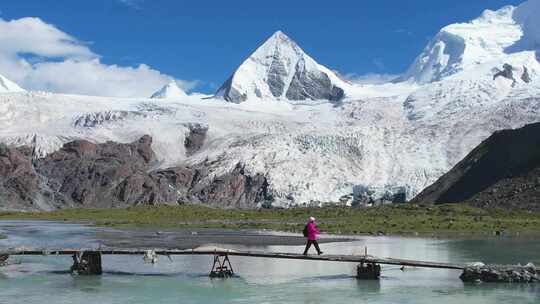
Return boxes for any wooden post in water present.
[357,262,381,280]
[0,254,8,266]
[357,246,381,280]
[209,252,234,278]
[71,251,102,275]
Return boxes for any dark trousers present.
[303,240,321,255]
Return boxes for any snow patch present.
[150,80,187,99]
[0,74,25,93]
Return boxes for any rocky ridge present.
[412,122,540,210]
[0,136,270,210]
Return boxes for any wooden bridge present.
[0,246,466,280]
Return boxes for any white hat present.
[309,216,315,222]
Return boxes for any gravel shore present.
[97,227,355,249]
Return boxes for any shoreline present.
[2,217,540,244]
[3,220,539,253]
[1,204,540,239]
[95,227,356,249]
[2,218,540,253]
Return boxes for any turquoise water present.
[0,221,539,304]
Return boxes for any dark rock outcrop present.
[493,64,533,86]
[412,123,540,210]
[522,66,532,83]
[0,143,43,210]
[0,136,272,210]
[189,163,270,208]
[215,75,248,104]
[183,123,208,156]
[285,59,345,102]
[33,135,157,208]
[493,63,518,86]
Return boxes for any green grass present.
[1,204,539,236]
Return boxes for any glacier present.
[1,1,540,209]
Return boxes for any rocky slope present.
[0,136,270,211]
[215,31,349,103]
[412,122,540,210]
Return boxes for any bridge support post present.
[71,251,102,275]
[209,252,234,278]
[356,262,381,280]
[0,254,8,266]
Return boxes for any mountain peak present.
[266,30,294,44]
[270,30,287,39]
[215,31,346,103]
[150,80,187,99]
[0,74,25,93]
[399,4,523,84]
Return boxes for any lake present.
[0,221,539,304]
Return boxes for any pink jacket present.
[307,222,320,241]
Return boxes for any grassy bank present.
[1,204,540,236]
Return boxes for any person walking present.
[303,216,323,255]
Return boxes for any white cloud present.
[0,16,194,97]
[0,17,94,59]
[344,73,400,85]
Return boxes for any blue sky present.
[0,0,524,94]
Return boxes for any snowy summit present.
[215,30,349,103]
[150,80,187,99]
[399,1,540,84]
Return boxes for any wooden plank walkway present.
[0,247,465,270]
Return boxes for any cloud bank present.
[0,17,195,97]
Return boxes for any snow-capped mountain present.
[150,80,187,99]
[0,74,25,93]
[215,31,350,103]
[399,3,539,84]
[1,1,540,210]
